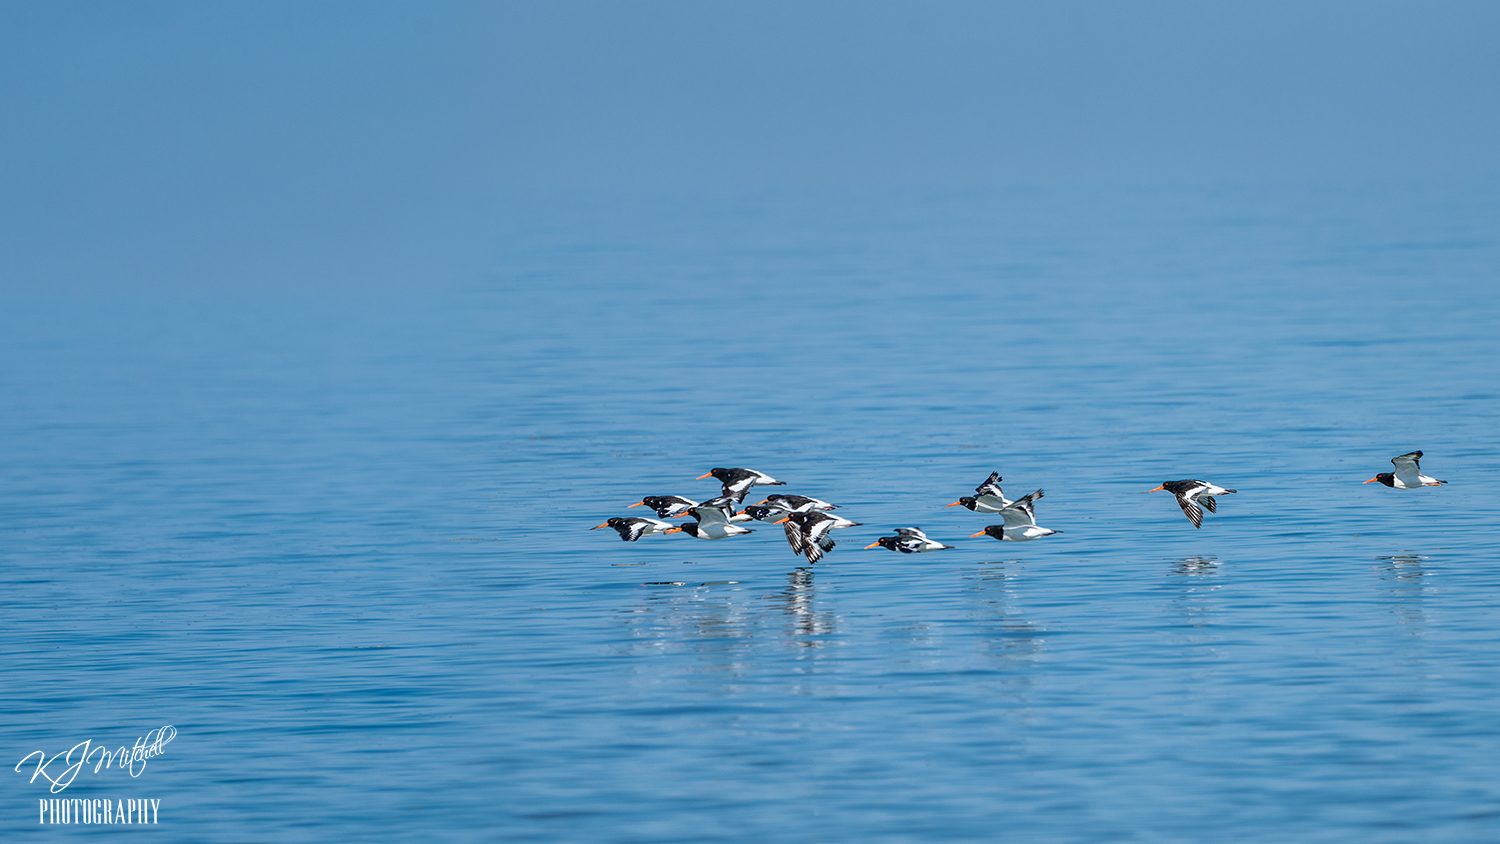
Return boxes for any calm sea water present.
[3,183,1499,840]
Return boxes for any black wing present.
[782,520,808,557]
[975,471,1004,497]
[620,519,651,541]
[1175,494,1204,529]
[1201,496,1217,513]
[720,479,753,502]
[804,533,829,563]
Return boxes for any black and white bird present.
[968,490,1058,541]
[665,522,754,540]
[738,504,791,523]
[627,495,698,519]
[665,496,755,539]
[1364,451,1447,489]
[682,497,754,526]
[777,511,857,563]
[865,527,953,553]
[1148,479,1237,529]
[758,493,837,512]
[697,467,784,501]
[591,516,675,542]
[946,472,1016,512]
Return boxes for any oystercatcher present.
[968,490,1058,541]
[1365,451,1447,488]
[1148,479,1236,529]
[865,527,953,553]
[592,516,674,542]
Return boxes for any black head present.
[781,511,817,528]
[946,496,978,511]
[969,524,1006,540]
[1364,472,1395,487]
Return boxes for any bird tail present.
[1223,489,1238,494]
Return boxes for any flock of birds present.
[591,452,1448,564]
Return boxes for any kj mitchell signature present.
[13,726,176,794]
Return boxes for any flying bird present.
[665,522,754,540]
[1148,479,1237,529]
[591,516,675,542]
[697,467,784,501]
[738,504,792,523]
[758,493,838,512]
[968,490,1058,541]
[627,495,698,519]
[946,471,1013,512]
[1364,451,1447,489]
[664,497,755,539]
[865,527,953,553]
[682,497,754,526]
[777,511,860,563]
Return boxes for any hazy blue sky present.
[3,1,1497,295]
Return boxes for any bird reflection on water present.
[1378,553,1431,636]
[621,566,839,659]
[1168,556,1224,659]
[775,567,837,646]
[966,562,1046,668]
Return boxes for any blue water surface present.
[3,182,1499,840]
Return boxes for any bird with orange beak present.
[696,467,784,501]
[1148,480,1236,529]
[1364,451,1447,489]
[591,516,674,542]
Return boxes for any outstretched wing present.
[975,471,1004,497]
[719,480,752,503]
[782,520,808,557]
[1391,451,1424,486]
[1201,495,1217,513]
[804,534,829,563]
[998,490,1044,528]
[689,501,733,525]
[620,519,651,541]
[1175,494,1204,529]
[894,527,928,540]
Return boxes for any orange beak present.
[945,500,963,507]
[1362,477,1379,484]
[1147,485,1165,493]
[969,530,990,538]
[774,517,790,524]
[664,526,684,534]
[591,522,609,530]
[696,472,713,480]
[627,501,645,508]
[863,541,880,549]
